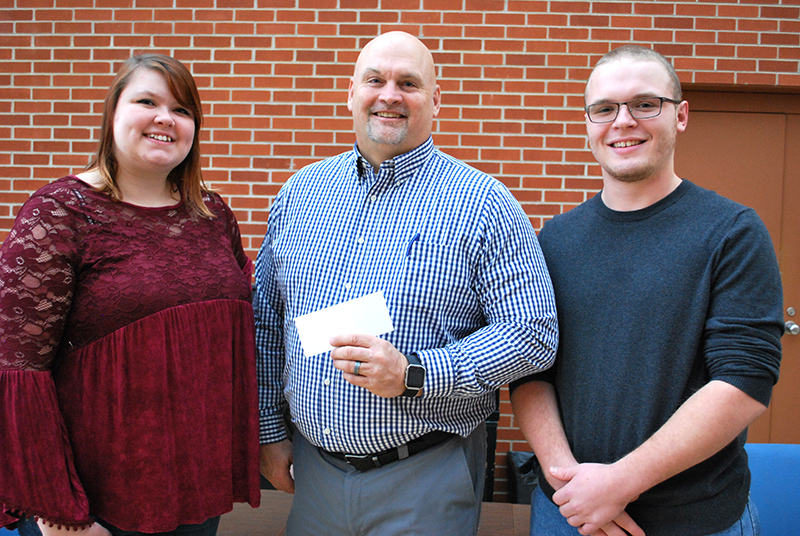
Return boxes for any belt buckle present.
[344,454,381,471]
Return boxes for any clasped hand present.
[550,463,644,536]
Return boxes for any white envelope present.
[294,290,395,357]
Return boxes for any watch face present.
[405,364,425,389]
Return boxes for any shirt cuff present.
[259,412,289,444]
[414,347,455,398]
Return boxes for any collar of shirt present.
[353,136,435,190]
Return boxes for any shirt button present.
[345,283,351,290]
[324,379,331,386]
[323,428,331,435]
[370,195,377,202]
[357,237,365,244]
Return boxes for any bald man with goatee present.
[254,31,558,535]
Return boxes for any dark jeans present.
[17,516,39,536]
[18,515,220,536]
[530,486,760,536]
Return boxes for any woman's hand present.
[37,519,112,536]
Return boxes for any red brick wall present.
[2,0,799,501]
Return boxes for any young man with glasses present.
[511,45,783,536]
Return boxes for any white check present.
[294,290,395,357]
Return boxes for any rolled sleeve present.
[704,210,783,406]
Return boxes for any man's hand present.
[260,439,294,494]
[550,463,643,536]
[549,381,766,536]
[330,334,409,398]
[510,382,644,536]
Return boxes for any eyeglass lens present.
[587,97,666,123]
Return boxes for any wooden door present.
[675,91,800,444]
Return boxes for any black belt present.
[325,431,455,472]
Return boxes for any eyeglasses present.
[585,97,681,124]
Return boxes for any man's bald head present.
[347,31,441,170]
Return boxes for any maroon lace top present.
[0,176,261,531]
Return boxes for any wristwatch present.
[402,352,425,397]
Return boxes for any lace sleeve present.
[0,192,79,371]
[208,193,253,282]
[1,189,91,528]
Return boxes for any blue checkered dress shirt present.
[255,137,558,453]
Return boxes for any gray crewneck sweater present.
[512,180,783,535]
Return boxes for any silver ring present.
[354,361,362,376]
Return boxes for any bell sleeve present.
[0,191,92,529]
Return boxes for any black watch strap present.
[402,352,425,397]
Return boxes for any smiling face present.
[347,32,441,169]
[112,67,195,182]
[585,58,688,186]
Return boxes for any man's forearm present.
[546,380,764,535]
[611,379,766,498]
[510,380,577,487]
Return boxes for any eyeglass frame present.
[585,96,682,124]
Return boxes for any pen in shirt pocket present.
[405,232,421,257]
